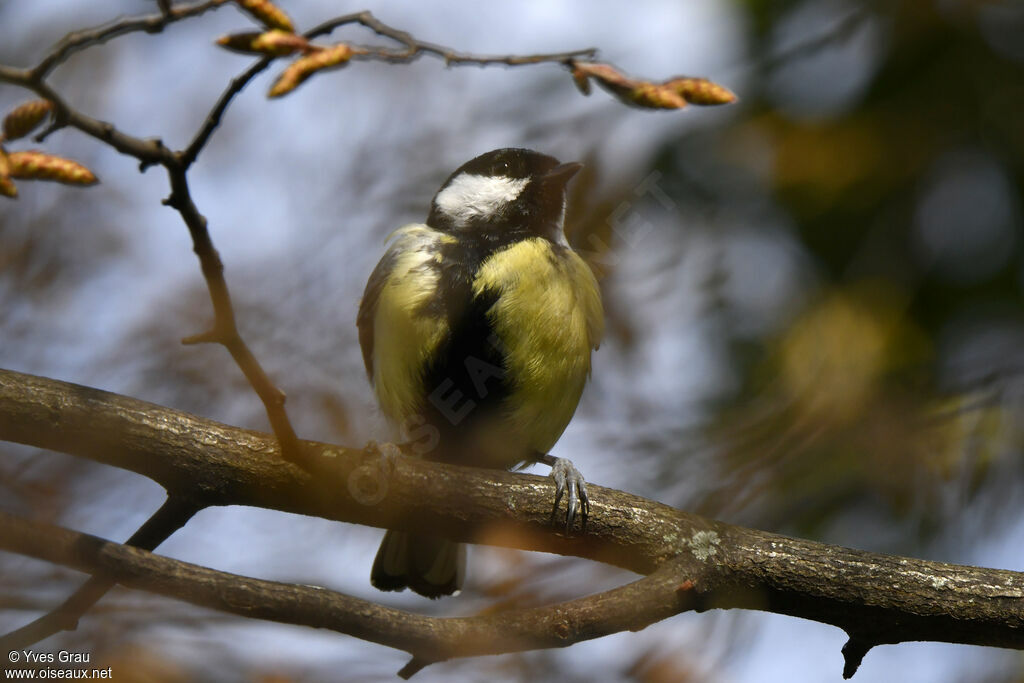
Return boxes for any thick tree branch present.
[1,367,1022,677]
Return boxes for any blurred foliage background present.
[1,0,1023,681]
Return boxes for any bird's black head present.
[426,148,581,244]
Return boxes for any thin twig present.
[309,10,598,66]
[32,0,229,80]
[758,7,871,73]
[181,10,596,167]
[179,57,272,168]
[162,168,306,466]
[0,66,173,167]
[1,9,307,466]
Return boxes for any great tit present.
[358,148,604,598]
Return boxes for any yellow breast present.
[472,237,603,454]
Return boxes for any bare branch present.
[760,7,870,73]
[179,56,273,168]
[0,510,694,676]
[180,11,366,167]
[156,0,174,20]
[333,11,597,66]
[161,167,305,467]
[183,10,597,166]
[0,67,173,167]
[1,367,1022,677]
[31,0,230,80]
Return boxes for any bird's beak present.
[543,162,583,188]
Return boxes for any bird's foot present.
[538,453,589,533]
[366,439,403,465]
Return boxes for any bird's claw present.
[365,439,401,475]
[548,457,589,533]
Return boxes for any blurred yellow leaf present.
[778,286,927,425]
[925,395,1008,480]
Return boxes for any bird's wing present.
[567,249,605,351]
[357,243,398,380]
[357,225,451,422]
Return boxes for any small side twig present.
[0,495,202,652]
[156,0,174,20]
[757,7,870,73]
[163,168,306,466]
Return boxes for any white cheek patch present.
[434,173,529,225]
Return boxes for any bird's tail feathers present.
[371,530,465,599]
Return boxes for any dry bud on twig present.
[664,77,736,105]
[235,0,294,33]
[251,29,309,56]
[1,150,19,198]
[217,29,309,57]
[7,150,98,185]
[268,44,354,98]
[626,82,689,109]
[0,151,16,198]
[2,100,54,141]
[569,61,735,110]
